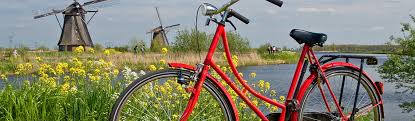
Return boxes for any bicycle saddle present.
[290,29,327,47]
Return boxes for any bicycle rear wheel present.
[297,66,383,121]
[109,68,235,121]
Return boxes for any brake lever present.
[205,18,211,26]
[226,20,237,30]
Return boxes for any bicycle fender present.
[168,62,240,121]
[295,62,384,118]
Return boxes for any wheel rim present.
[113,70,232,121]
[299,70,381,121]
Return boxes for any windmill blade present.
[83,0,109,6]
[34,9,65,19]
[162,30,170,45]
[164,24,180,29]
[155,7,164,28]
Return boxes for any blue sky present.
[1,0,414,48]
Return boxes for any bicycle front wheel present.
[110,68,235,121]
[297,66,383,121]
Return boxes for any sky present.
[1,0,415,49]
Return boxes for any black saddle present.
[290,29,327,47]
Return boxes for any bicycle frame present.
[176,23,374,121]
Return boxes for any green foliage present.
[172,29,210,52]
[257,43,299,63]
[93,43,104,51]
[379,14,415,114]
[36,46,50,51]
[107,46,129,52]
[172,29,251,53]
[129,38,146,52]
[257,42,272,54]
[218,31,251,53]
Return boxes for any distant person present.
[267,46,272,54]
[12,49,19,57]
[272,46,277,54]
[140,45,145,56]
[133,45,139,54]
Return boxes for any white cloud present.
[296,7,337,13]
[266,9,278,15]
[15,24,25,28]
[369,26,385,31]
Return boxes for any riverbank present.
[0,49,297,74]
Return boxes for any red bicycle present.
[110,0,384,120]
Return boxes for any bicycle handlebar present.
[266,0,284,7]
[228,9,250,24]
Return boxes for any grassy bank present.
[0,49,297,74]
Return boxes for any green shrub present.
[172,29,251,53]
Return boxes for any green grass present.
[259,51,299,64]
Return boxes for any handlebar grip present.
[266,0,283,7]
[229,9,250,24]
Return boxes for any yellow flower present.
[87,48,95,53]
[61,82,70,94]
[252,100,258,106]
[89,75,101,82]
[161,48,168,54]
[159,59,166,65]
[249,72,256,78]
[265,82,271,90]
[64,76,71,81]
[221,66,228,72]
[149,65,157,71]
[158,67,164,70]
[238,73,243,77]
[270,106,279,112]
[74,46,84,54]
[239,102,247,109]
[265,102,271,108]
[258,80,265,88]
[1,74,7,80]
[113,69,119,76]
[104,49,111,56]
[35,56,42,62]
[94,69,100,74]
[270,90,277,96]
[279,96,285,101]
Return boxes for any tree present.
[379,15,415,113]
[218,31,251,53]
[172,29,251,53]
[129,37,146,52]
[172,29,210,52]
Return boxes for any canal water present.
[237,52,414,121]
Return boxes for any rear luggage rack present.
[318,54,378,65]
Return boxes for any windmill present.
[147,7,180,51]
[34,0,112,51]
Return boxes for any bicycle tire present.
[109,68,236,121]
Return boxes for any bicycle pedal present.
[266,113,281,121]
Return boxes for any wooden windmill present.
[34,0,111,51]
[147,7,180,51]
